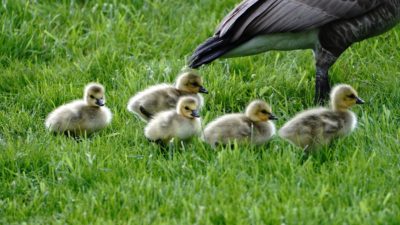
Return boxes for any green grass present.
[1,0,400,224]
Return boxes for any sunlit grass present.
[0,0,399,224]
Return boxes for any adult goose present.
[189,0,400,103]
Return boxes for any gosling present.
[203,100,277,148]
[127,70,208,122]
[144,96,201,145]
[45,83,112,136]
[279,84,364,151]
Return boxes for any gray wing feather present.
[321,117,341,134]
[217,0,382,41]
[238,123,252,137]
[320,113,344,134]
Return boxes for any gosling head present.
[245,100,277,122]
[84,83,106,107]
[330,84,364,111]
[175,71,208,94]
[177,96,200,119]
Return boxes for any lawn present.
[0,0,399,224]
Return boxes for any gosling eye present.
[90,95,95,99]
[347,94,356,99]
[191,82,198,87]
[184,106,190,110]
[260,109,268,114]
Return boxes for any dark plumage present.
[189,0,400,103]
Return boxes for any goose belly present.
[224,29,319,57]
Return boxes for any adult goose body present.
[189,0,400,103]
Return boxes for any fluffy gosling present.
[279,84,364,151]
[127,70,208,122]
[203,100,277,148]
[144,96,202,145]
[45,83,112,136]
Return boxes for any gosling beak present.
[356,97,365,104]
[191,110,200,118]
[269,114,278,120]
[199,86,208,94]
[96,98,105,106]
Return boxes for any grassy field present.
[1,0,400,224]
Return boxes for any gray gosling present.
[127,71,208,122]
[203,100,277,148]
[279,84,364,151]
[144,96,201,144]
[45,83,112,136]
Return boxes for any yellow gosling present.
[279,84,364,151]
[127,70,208,122]
[144,96,202,144]
[203,100,277,148]
[45,83,112,136]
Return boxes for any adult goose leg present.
[314,45,338,104]
[315,2,400,103]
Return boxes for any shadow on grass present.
[301,141,353,167]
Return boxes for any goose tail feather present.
[188,36,231,68]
